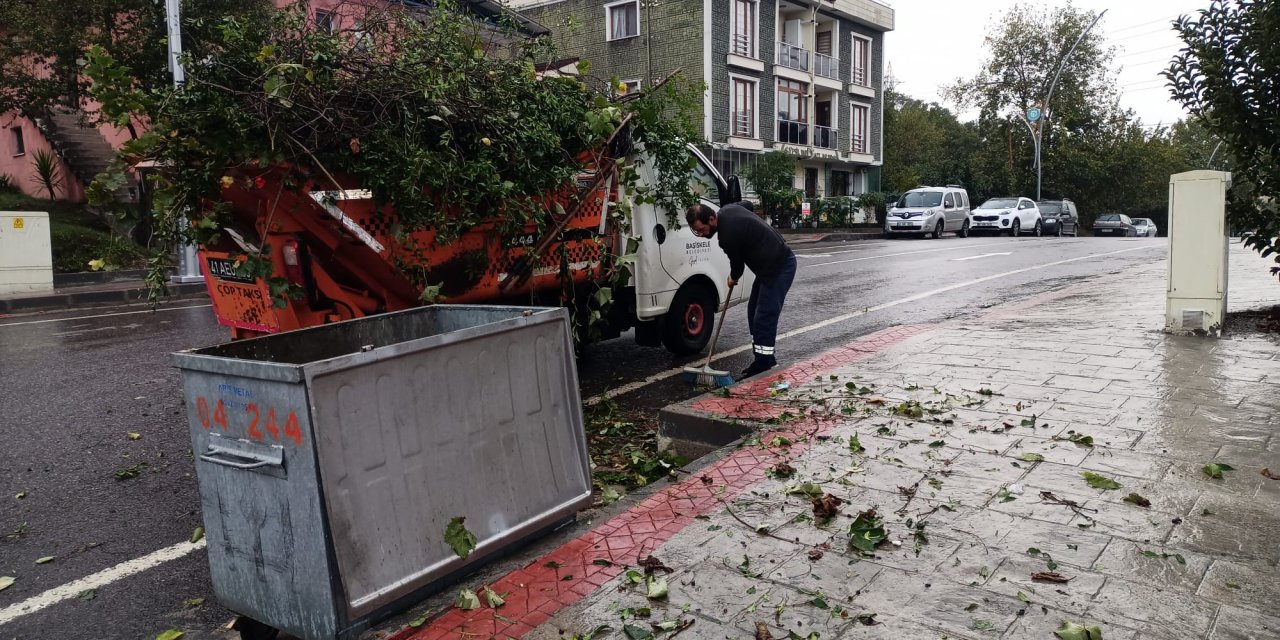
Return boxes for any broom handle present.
[702,282,734,369]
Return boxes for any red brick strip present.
[393,324,933,640]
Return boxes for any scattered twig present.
[1039,491,1098,519]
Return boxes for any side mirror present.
[723,175,742,207]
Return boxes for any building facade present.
[512,0,894,199]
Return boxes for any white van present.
[885,185,972,238]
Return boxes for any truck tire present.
[662,283,717,356]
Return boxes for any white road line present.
[799,242,1011,269]
[796,253,833,258]
[952,252,1013,261]
[584,244,1157,406]
[0,304,212,328]
[0,540,207,626]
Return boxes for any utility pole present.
[1034,8,1107,200]
[165,0,203,283]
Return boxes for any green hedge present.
[49,222,150,274]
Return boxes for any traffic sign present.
[1027,107,1041,123]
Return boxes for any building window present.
[614,79,642,98]
[777,79,808,145]
[314,9,334,33]
[10,127,24,156]
[851,103,869,154]
[730,77,756,138]
[731,0,757,58]
[830,170,849,196]
[852,35,871,86]
[605,0,639,41]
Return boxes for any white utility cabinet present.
[0,211,54,295]
[1166,171,1231,335]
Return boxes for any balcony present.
[775,41,810,72]
[731,33,753,58]
[814,124,838,150]
[777,118,808,145]
[814,52,839,80]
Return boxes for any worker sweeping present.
[686,202,797,379]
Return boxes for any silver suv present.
[885,186,972,239]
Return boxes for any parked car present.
[885,185,973,239]
[969,197,1043,236]
[1036,199,1080,236]
[1093,213,1137,236]
[1132,218,1158,237]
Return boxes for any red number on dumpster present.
[213,399,228,431]
[263,408,280,441]
[246,403,263,440]
[196,397,211,429]
[283,412,303,445]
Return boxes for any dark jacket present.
[716,203,793,281]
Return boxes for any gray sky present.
[886,0,1208,127]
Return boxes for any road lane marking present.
[0,304,213,328]
[0,540,207,626]
[584,244,1158,405]
[796,253,833,258]
[799,242,1012,269]
[952,252,1013,261]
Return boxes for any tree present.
[1167,0,1280,278]
[882,87,978,194]
[740,151,802,226]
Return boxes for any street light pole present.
[164,0,203,283]
[1035,8,1107,201]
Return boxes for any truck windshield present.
[897,192,943,208]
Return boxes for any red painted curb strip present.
[391,324,933,640]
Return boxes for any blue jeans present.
[746,252,797,361]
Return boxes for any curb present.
[784,231,887,245]
[0,282,208,315]
[52,269,151,287]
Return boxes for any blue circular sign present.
[1027,108,1042,123]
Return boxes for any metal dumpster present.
[172,305,592,640]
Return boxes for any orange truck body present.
[199,167,614,339]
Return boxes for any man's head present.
[687,203,718,238]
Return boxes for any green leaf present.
[624,569,644,584]
[645,575,668,599]
[1122,493,1151,507]
[622,623,654,640]
[601,487,622,505]
[1054,620,1104,640]
[965,603,979,611]
[1017,591,1029,603]
[445,517,478,559]
[190,527,204,544]
[0,576,13,591]
[155,630,184,640]
[483,587,506,608]
[655,620,680,631]
[810,596,829,610]
[1020,453,1045,462]
[182,597,204,607]
[35,556,54,564]
[848,433,864,454]
[1175,554,1186,565]
[1202,462,1235,479]
[769,435,793,447]
[786,482,824,497]
[455,588,481,610]
[978,566,990,578]
[78,588,97,600]
[408,612,429,627]
[848,510,888,554]
[1082,472,1121,490]
[928,440,946,448]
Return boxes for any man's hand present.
[727,277,737,288]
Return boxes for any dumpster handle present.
[200,445,282,470]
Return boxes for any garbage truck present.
[198,141,752,356]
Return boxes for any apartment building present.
[511,0,894,198]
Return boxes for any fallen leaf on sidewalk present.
[408,611,429,628]
[812,493,842,521]
[1202,462,1235,480]
[807,548,824,561]
[623,624,653,640]
[645,575,668,599]
[114,462,150,481]
[483,586,506,608]
[769,435,793,448]
[155,630,184,640]
[1020,453,1046,462]
[1054,620,1103,640]
[1263,468,1280,480]
[848,433,865,453]
[638,555,671,574]
[769,462,796,479]
[182,597,204,608]
[755,622,773,640]
[35,556,54,565]
[786,482,823,497]
[190,527,204,544]
[445,517,477,558]
[1082,472,1121,490]
[454,588,480,610]
[1032,572,1072,583]
[848,509,888,554]
[1122,493,1151,507]
[601,487,622,505]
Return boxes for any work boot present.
[739,356,777,379]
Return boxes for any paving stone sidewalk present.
[397,245,1279,640]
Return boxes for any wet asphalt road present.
[0,235,1166,639]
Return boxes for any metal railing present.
[731,33,753,57]
[814,124,838,149]
[851,65,868,87]
[732,110,754,138]
[775,41,810,72]
[851,132,867,154]
[776,118,808,145]
[814,52,839,80]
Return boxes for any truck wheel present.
[663,283,717,356]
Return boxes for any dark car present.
[1093,213,1137,237]
[1036,199,1080,237]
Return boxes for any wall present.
[0,114,86,202]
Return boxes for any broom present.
[682,283,736,388]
